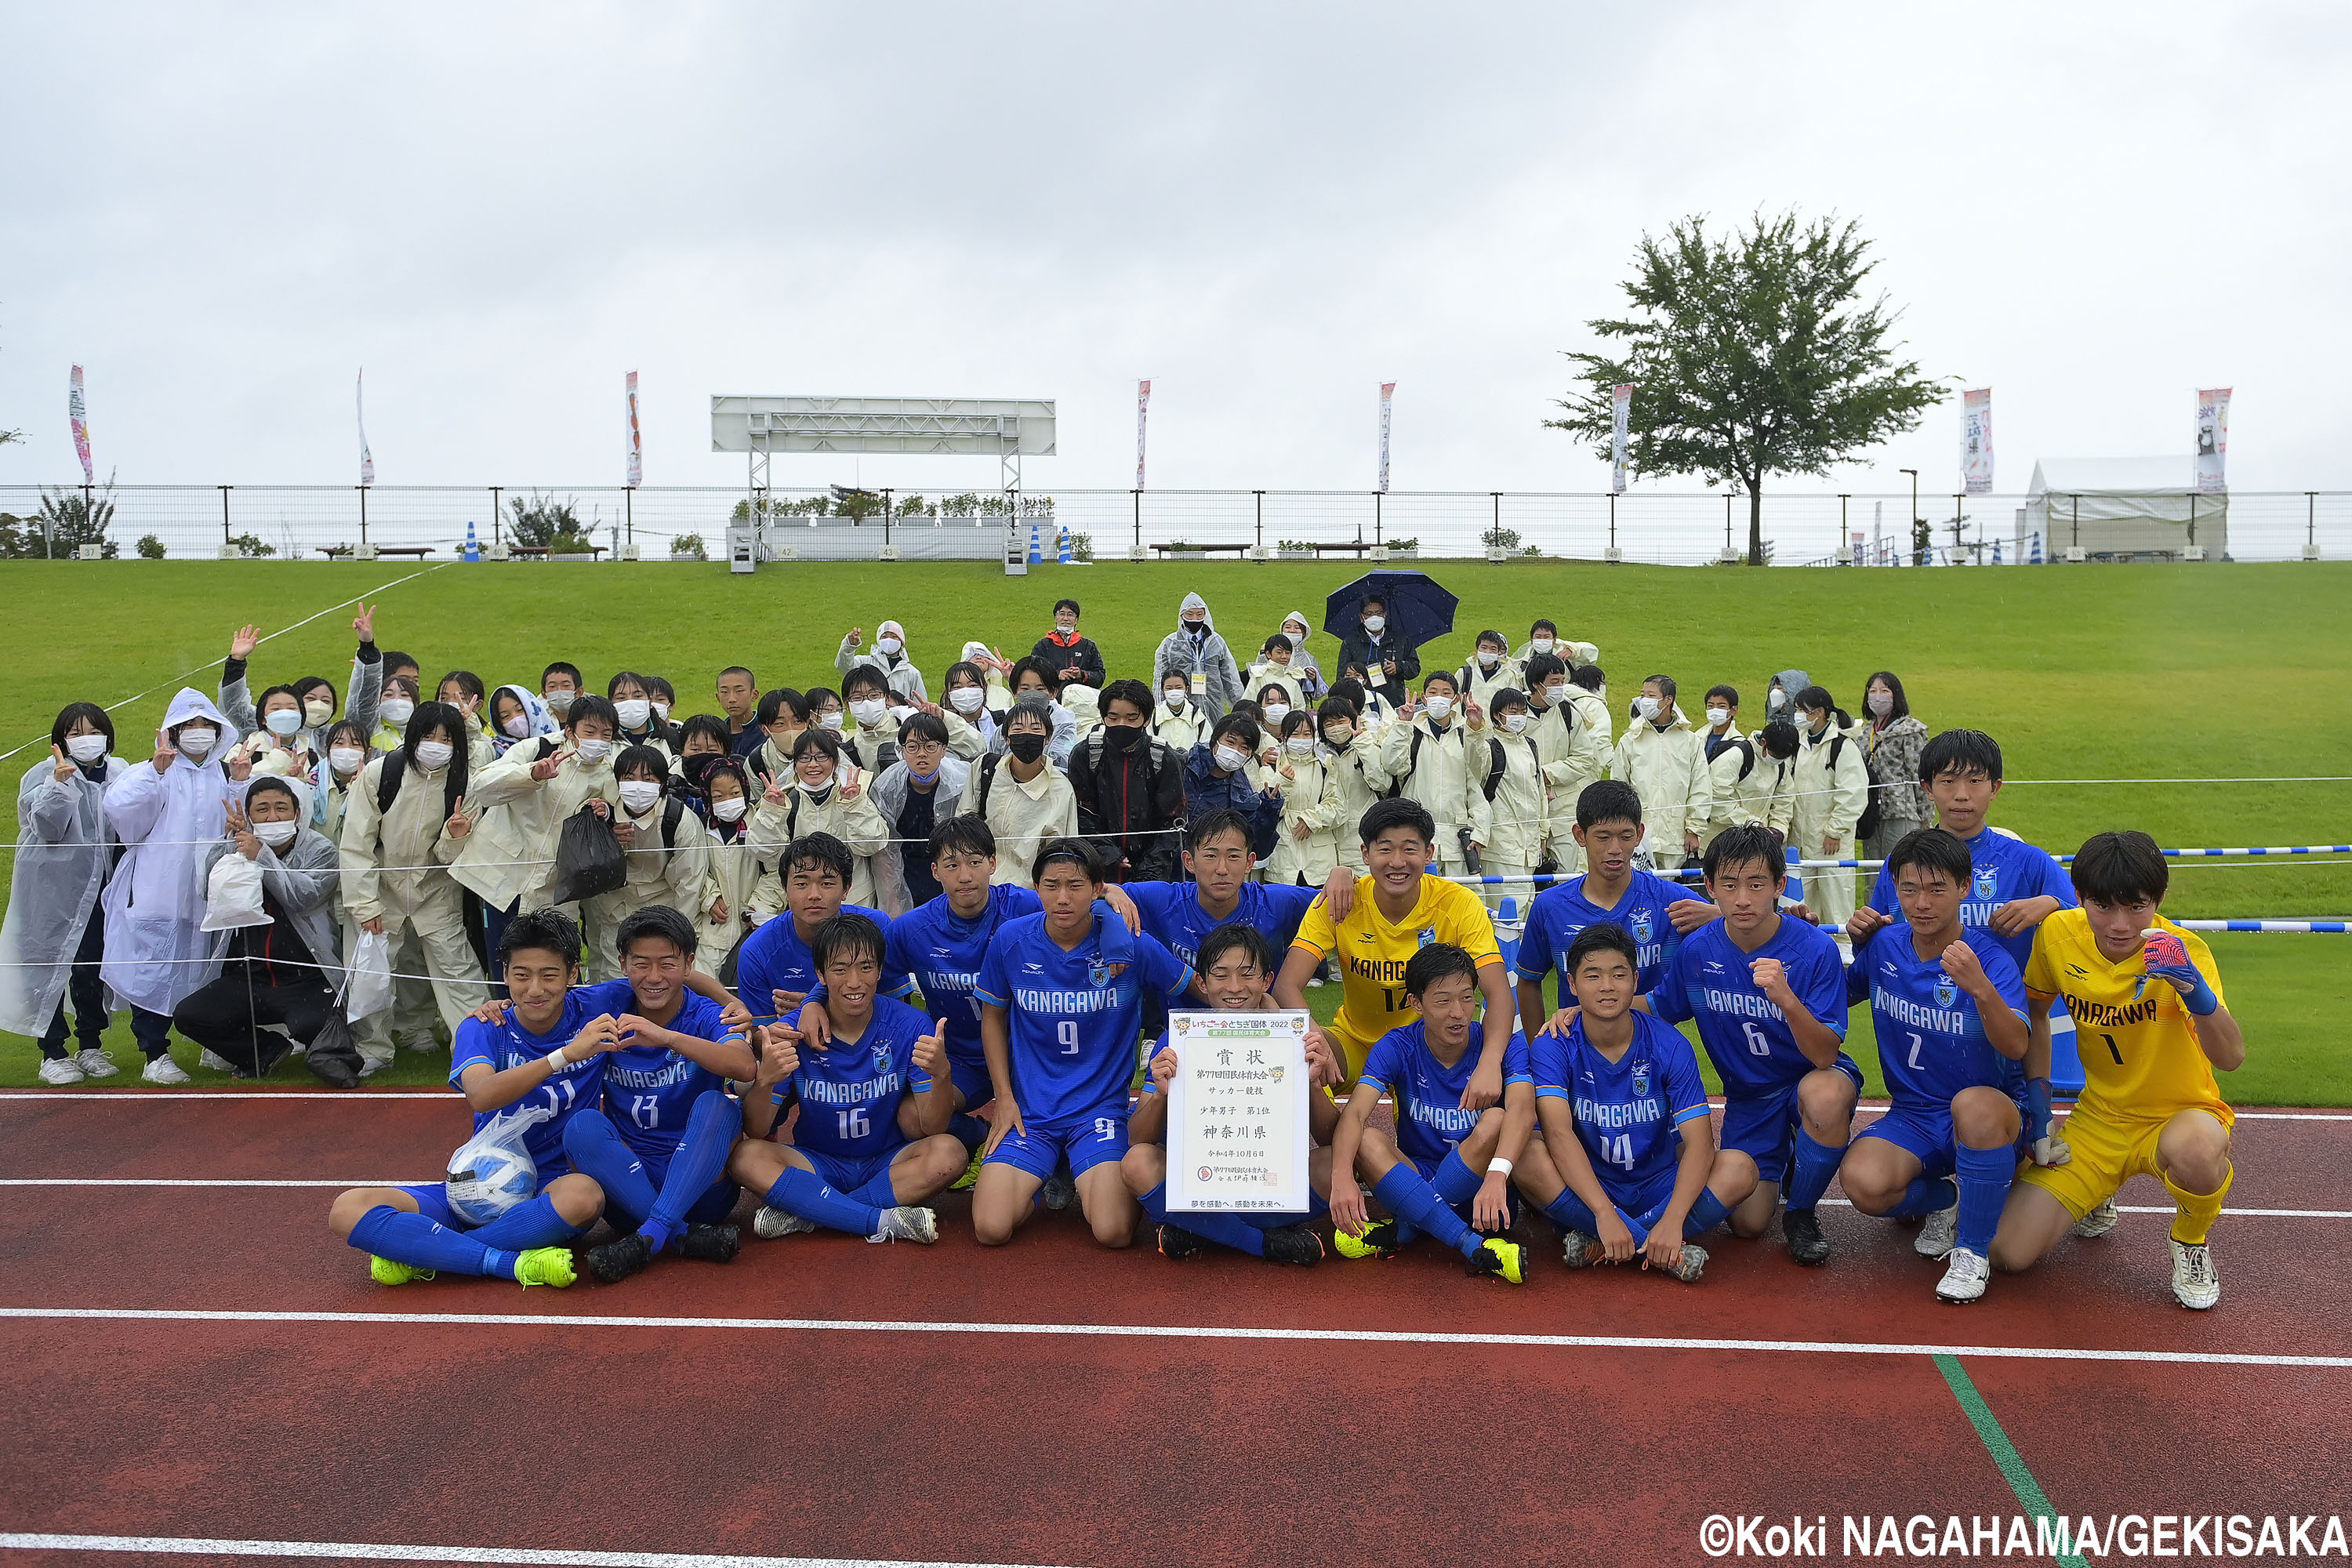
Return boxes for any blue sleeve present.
[1528,1028,1570,1100]
[883,917,915,983]
[1846,946,1872,1007]
[1357,1032,1403,1095]
[733,935,775,1021]
[1250,789,1283,858]
[1514,902,1554,983]
[1138,931,1192,998]
[1867,862,1895,916]
[975,935,1012,1010]
[1796,937,1849,1040]
[1502,1029,1532,1087]
[573,978,638,1016]
[1646,946,1694,1024]
[1981,941,2028,1016]
[1094,903,1137,964]
[1661,1027,1711,1126]
[2034,847,2078,909]
[1266,883,1320,947]
[449,1018,499,1085]
[1006,885,1044,917]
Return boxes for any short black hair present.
[1530,618,1558,637]
[946,660,988,693]
[1403,942,1478,1000]
[1576,779,1643,830]
[783,831,853,885]
[437,670,486,715]
[1004,696,1055,735]
[1920,728,2002,785]
[789,728,842,766]
[1421,670,1458,696]
[1886,826,1971,888]
[929,813,996,862]
[1316,695,1359,728]
[804,684,842,713]
[606,670,648,699]
[1030,836,1103,885]
[1054,597,1080,618]
[499,906,583,971]
[1704,824,1785,884]
[1570,665,1606,694]
[292,674,336,709]
[1185,808,1254,855]
[1794,683,1837,716]
[541,661,582,688]
[256,681,303,720]
[757,688,808,728]
[380,650,420,677]
[676,713,731,753]
[1865,670,1910,722]
[2071,830,2169,906]
[1261,633,1294,657]
[1759,720,1799,760]
[1564,922,1639,975]
[564,694,620,735]
[1327,677,1367,710]
[718,664,756,687]
[1197,923,1276,976]
[1360,593,1387,613]
[1101,678,1153,719]
[1488,687,1530,715]
[1255,682,1294,707]
[615,903,698,961]
[50,702,114,752]
[614,744,670,782]
[811,912,887,973]
[243,775,300,813]
[1209,713,1261,752]
[840,664,890,700]
[1642,673,1677,702]
[1359,796,1435,848]
[1523,653,1566,690]
[899,712,949,747]
[1010,655,1061,695]
[1705,684,1739,709]
[1475,627,1507,650]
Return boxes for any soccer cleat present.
[1040,1172,1077,1210]
[1658,1242,1708,1283]
[1332,1219,1400,1261]
[74,1047,118,1079]
[513,1247,577,1290]
[141,1054,192,1086]
[677,1223,741,1264]
[1305,976,1325,988]
[2071,1198,2120,1239]
[1935,1247,1991,1305]
[1156,1222,1210,1261]
[368,1255,432,1286]
[1915,1201,1959,1260]
[1559,1229,1602,1269]
[1260,1224,1324,1267]
[1466,1236,1528,1285]
[952,1145,985,1191]
[869,1207,938,1245]
[2169,1238,2220,1310]
[38,1057,85,1086]
[585,1232,654,1283]
[1783,1207,1831,1266]
[752,1206,817,1240]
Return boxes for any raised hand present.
[229,623,261,661]
[152,728,180,775]
[444,797,477,840]
[224,750,253,783]
[1146,1044,1179,1093]
[51,744,76,783]
[1750,956,1792,1006]
[226,800,261,860]
[530,748,567,782]
[1846,906,1893,944]
[351,601,376,644]
[1939,937,1987,993]
[913,1019,949,1080]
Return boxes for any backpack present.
[372,744,466,828]
[1712,735,1758,784]
[974,752,1004,816]
[1383,724,1511,803]
[1084,727,1171,790]
[1479,735,1541,803]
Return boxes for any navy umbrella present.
[1322,569,1457,650]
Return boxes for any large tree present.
[1550,210,1944,564]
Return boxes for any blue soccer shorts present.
[1718,1052,1865,1185]
[985,1108,1130,1182]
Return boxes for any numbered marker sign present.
[1163,1011,1312,1214]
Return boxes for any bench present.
[1277,540,1382,557]
[315,546,436,560]
[507,543,608,560]
[1149,541,1253,559]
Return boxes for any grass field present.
[3,557,2346,1099]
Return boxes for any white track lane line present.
[2,1305,2345,1370]
[0,1535,1064,1567]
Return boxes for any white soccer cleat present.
[1935,1247,1991,1305]
[2070,1197,2120,1239]
[38,1057,85,1086]
[142,1054,193,1086]
[1915,1200,1959,1259]
[870,1207,939,1245]
[74,1047,118,1078]
[198,1048,238,1074]
[752,1206,818,1240]
[2170,1238,2220,1310]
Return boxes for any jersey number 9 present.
[1058,1020,1081,1055]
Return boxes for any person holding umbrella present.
[1330,571,1453,713]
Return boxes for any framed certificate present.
[1162,1010,1312,1213]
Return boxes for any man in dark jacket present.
[1070,681,1185,881]
[1180,712,1283,860]
[1335,591,1421,712]
[1030,598,1108,691]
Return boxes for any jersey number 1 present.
[2099,1031,2123,1065]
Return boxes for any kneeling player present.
[1327,943,1531,1284]
[557,906,760,1283]
[1517,924,1751,1282]
[730,913,963,1244]
[1838,829,2031,1304]
[328,910,609,1290]
[1123,924,1338,1266]
[972,839,1198,1248]
[1990,832,2245,1310]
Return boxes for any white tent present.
[2024,457,2227,560]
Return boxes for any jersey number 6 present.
[1743,1021,1770,1056]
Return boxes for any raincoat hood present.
[960,640,993,664]
[1178,592,1216,633]
[492,684,561,752]
[877,619,907,644]
[162,688,233,742]
[1279,609,1312,642]
[1769,669,1811,703]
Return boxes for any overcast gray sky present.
[3,2,2346,499]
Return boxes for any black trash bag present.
[548,804,628,906]
[305,1004,363,1090]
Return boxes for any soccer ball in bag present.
[445,1142,537,1226]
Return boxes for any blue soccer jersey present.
[1650,916,1849,1098]
[1866,825,2074,973]
[775,994,937,1161]
[1123,880,1319,970]
[590,980,738,1160]
[735,904,913,1022]
[884,884,1043,1065]
[448,989,615,1181]
[975,911,1192,1122]
[1357,1020,1534,1167]
[1530,1011,1710,1192]
[1848,920,2028,1110]
[1517,869,1685,1001]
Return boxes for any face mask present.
[799,765,835,793]
[889,705,915,725]
[303,699,334,726]
[710,797,746,823]
[1501,713,1531,735]
[877,636,903,656]
[1286,736,1316,757]
[254,818,299,849]
[1767,689,1788,711]
[503,714,532,739]
[619,780,663,815]
[614,699,651,731]
[329,746,365,776]
[1530,637,1554,656]
[1706,706,1732,729]
[1362,615,1385,635]
[414,741,455,771]
[652,701,670,721]
[545,691,575,715]
[1805,712,1828,735]
[818,711,844,731]
[1007,732,1047,764]
[379,699,415,727]
[1323,725,1353,746]
[1285,625,1308,644]
[1162,691,1187,712]
[1423,694,1452,721]
[67,734,108,764]
[1635,696,1661,721]
[1213,744,1250,772]
[850,698,887,728]
[1867,691,1893,718]
[176,726,217,759]
[1261,703,1290,727]
[1054,622,1076,637]
[1477,650,1501,670]
[1544,683,1568,706]
[1105,723,1143,752]
[574,737,615,765]
[265,710,303,737]
[949,687,985,714]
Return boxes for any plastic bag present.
[199,853,274,932]
[548,804,627,906]
[345,929,394,1021]
[444,1101,557,1226]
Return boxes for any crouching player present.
[1515,924,1749,1283]
[730,913,964,1244]
[1838,829,2030,1304]
[1991,831,2245,1310]
[558,906,759,1283]
[1328,943,1532,1284]
[1123,924,1338,1266]
[973,838,1199,1249]
[328,909,609,1290]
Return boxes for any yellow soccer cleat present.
[512,1247,576,1290]
[952,1145,985,1192]
[1468,1236,1527,1286]
[369,1255,433,1287]
[1332,1218,1400,1261]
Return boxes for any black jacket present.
[1070,726,1185,880]
[1336,630,1421,709]
[1031,633,1107,689]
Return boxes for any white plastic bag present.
[444,1102,557,1225]
[199,854,273,933]
[345,929,394,1021]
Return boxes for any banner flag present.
[68,365,93,485]
[1378,382,1395,493]
[1135,379,1151,490]
[2195,387,2230,494]
[1961,387,1993,495]
[626,370,643,488]
[358,369,374,487]
[1610,383,1632,495]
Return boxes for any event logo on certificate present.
[1163,1011,1312,1214]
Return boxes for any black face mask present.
[1105,723,1144,752]
[1007,732,1047,764]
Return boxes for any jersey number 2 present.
[1906,1032,1926,1071]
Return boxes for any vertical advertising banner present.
[2195,387,2230,494]
[1610,383,1632,495]
[1961,387,1994,495]
[68,365,93,485]
[1135,379,1151,490]
[358,369,375,487]
[1378,382,1396,494]
[625,370,643,488]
